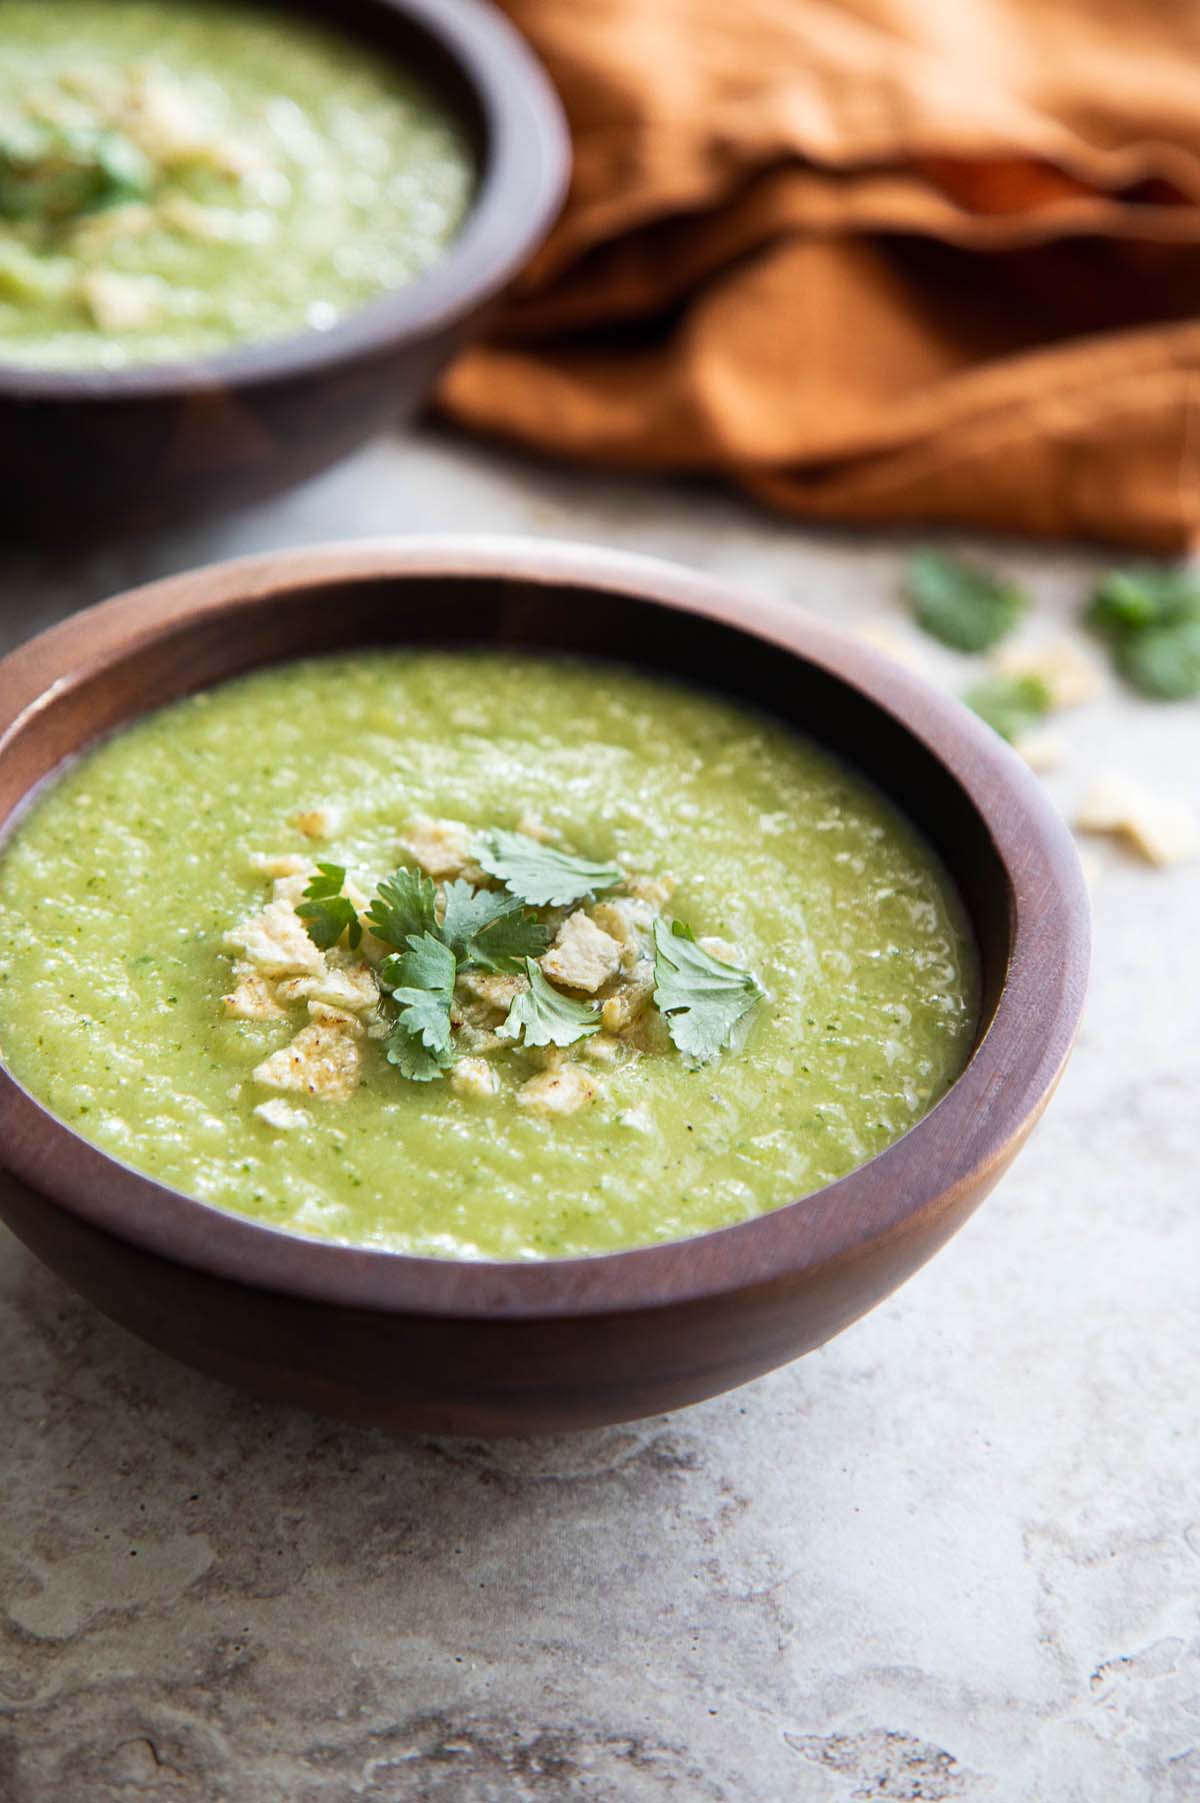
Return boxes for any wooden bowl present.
[0,540,1089,1434]
[0,0,568,539]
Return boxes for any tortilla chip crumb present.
[541,910,623,993]
[1013,729,1067,773]
[248,852,308,879]
[223,898,324,977]
[294,807,342,839]
[252,1021,362,1100]
[222,960,288,1021]
[698,935,741,965]
[625,874,675,909]
[254,1099,309,1131]
[516,1064,598,1117]
[450,1056,501,1099]
[993,638,1104,710]
[399,813,474,878]
[1075,775,1199,866]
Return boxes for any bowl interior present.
[0,567,1010,1037]
[0,0,567,402]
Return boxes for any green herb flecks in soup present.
[0,0,474,368]
[0,652,978,1259]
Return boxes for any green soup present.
[0,0,474,368]
[0,652,978,1259]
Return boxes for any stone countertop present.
[1,432,1197,1803]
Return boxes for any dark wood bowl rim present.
[0,0,569,401]
[0,538,1090,1319]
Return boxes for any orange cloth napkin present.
[440,0,1200,548]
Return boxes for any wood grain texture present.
[0,539,1090,1432]
[0,0,568,538]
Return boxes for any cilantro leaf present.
[462,908,549,973]
[497,959,600,1049]
[1116,619,1200,700]
[366,866,437,948]
[384,1021,455,1082]
[438,879,546,971]
[0,122,154,223]
[652,918,763,1066]
[963,673,1052,743]
[1087,566,1200,639]
[437,883,544,980]
[906,549,1026,652]
[296,862,362,952]
[475,831,623,909]
[378,932,456,1056]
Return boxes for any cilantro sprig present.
[296,863,362,951]
[497,960,600,1049]
[379,932,457,1081]
[652,919,763,1066]
[290,837,765,1086]
[475,830,623,909]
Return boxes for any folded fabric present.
[440,0,1200,547]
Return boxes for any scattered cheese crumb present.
[223,899,324,977]
[252,1021,362,1101]
[582,1032,623,1063]
[294,807,341,840]
[222,960,287,1021]
[450,1057,501,1099]
[399,814,474,879]
[1075,775,1200,867]
[993,637,1104,710]
[516,1064,599,1117]
[1013,729,1067,773]
[253,1099,309,1131]
[540,910,623,993]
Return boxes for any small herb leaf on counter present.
[296,862,362,951]
[964,674,1053,742]
[906,549,1027,652]
[497,959,601,1050]
[476,830,623,909]
[652,919,763,1066]
[1087,566,1200,639]
[1116,619,1200,700]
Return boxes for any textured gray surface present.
[1,431,1198,1802]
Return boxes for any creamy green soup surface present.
[0,652,978,1260]
[0,0,474,368]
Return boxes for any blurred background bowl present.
[0,538,1090,1434]
[0,0,569,540]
